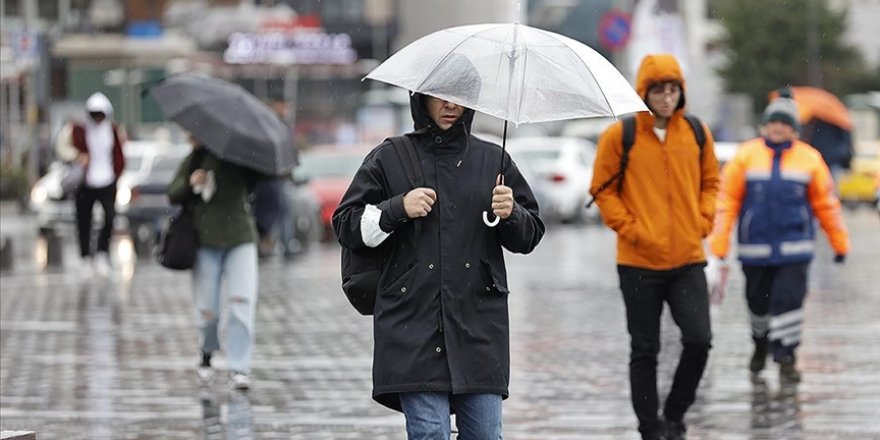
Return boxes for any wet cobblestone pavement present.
[1,208,878,439]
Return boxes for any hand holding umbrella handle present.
[483,172,506,227]
[483,211,500,227]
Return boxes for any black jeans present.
[75,183,117,258]
[618,263,712,436]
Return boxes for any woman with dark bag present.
[166,134,262,390]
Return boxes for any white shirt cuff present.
[361,204,391,248]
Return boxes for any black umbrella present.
[149,74,297,176]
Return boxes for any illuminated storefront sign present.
[223,31,357,65]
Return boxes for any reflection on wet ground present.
[749,376,802,437]
[200,389,254,440]
[0,210,878,439]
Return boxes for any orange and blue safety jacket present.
[709,138,849,265]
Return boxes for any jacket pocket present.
[379,262,418,297]
[632,222,661,256]
[480,259,509,295]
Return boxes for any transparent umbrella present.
[365,22,647,225]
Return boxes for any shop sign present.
[224,31,356,65]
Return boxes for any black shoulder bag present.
[157,152,205,270]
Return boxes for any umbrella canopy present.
[365,22,648,125]
[769,86,853,131]
[149,74,298,176]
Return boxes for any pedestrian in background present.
[333,86,544,438]
[707,93,850,383]
[589,54,720,440]
[252,98,300,259]
[166,134,262,390]
[56,92,126,278]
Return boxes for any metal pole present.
[283,66,298,127]
[806,0,821,87]
[22,0,39,184]
[9,77,21,167]
[0,83,6,155]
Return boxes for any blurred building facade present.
[2,0,879,183]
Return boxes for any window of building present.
[38,1,59,20]
[2,0,21,17]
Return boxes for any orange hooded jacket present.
[590,54,720,270]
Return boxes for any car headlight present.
[117,186,132,206]
[30,186,48,205]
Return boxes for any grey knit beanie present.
[763,88,800,131]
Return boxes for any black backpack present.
[341,135,423,316]
[586,114,706,207]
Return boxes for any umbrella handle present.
[482,211,500,227]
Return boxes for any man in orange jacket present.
[707,90,850,383]
[590,54,720,440]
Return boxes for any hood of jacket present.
[635,54,687,111]
[85,92,114,116]
[409,52,480,146]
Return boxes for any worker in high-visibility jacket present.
[707,89,850,383]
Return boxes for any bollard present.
[0,431,36,440]
[0,237,13,272]
[44,231,64,268]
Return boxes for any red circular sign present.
[598,10,632,52]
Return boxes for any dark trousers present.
[742,263,809,361]
[618,264,712,436]
[75,183,116,258]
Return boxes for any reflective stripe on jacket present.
[709,138,850,265]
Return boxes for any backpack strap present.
[683,114,706,160]
[585,116,635,208]
[388,135,423,241]
[616,115,637,193]
[389,135,423,187]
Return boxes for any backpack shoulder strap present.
[616,115,637,193]
[585,116,636,208]
[387,135,423,240]
[389,135,423,188]
[683,114,706,159]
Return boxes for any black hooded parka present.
[332,93,545,411]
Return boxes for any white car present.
[29,140,179,234]
[507,137,597,223]
[714,141,740,168]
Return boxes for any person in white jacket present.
[56,93,127,277]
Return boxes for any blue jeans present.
[193,243,258,374]
[399,392,502,440]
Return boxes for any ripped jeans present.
[193,243,258,374]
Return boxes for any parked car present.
[561,117,616,143]
[714,141,740,168]
[29,140,178,235]
[295,144,372,241]
[506,137,597,223]
[838,153,880,209]
[124,147,190,256]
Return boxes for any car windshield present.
[297,153,364,180]
[143,156,186,184]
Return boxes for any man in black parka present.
[333,90,544,438]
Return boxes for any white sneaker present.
[94,254,111,278]
[230,372,250,390]
[196,365,214,384]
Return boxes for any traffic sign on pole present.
[598,10,632,52]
